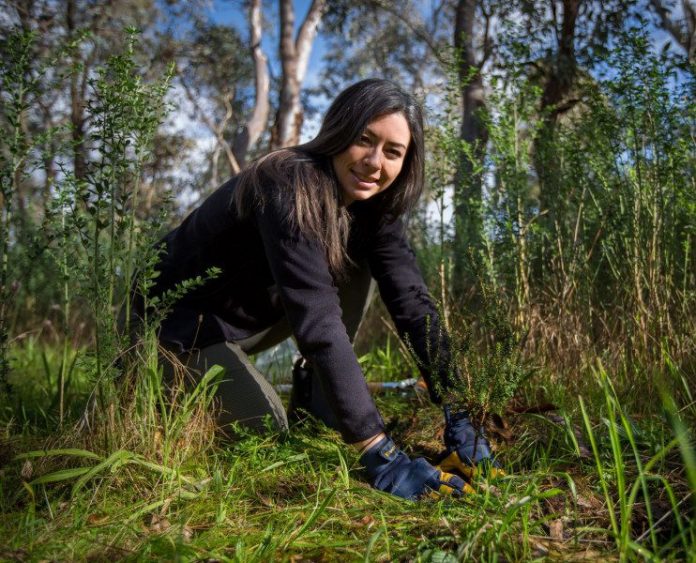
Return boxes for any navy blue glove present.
[437,407,504,480]
[360,436,473,500]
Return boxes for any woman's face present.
[332,112,411,206]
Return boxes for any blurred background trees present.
[1,0,694,408]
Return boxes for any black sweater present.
[151,175,454,443]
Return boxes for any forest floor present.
[0,343,694,562]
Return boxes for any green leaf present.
[14,448,102,461]
[261,453,309,473]
[72,450,135,495]
[30,466,92,485]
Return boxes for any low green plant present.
[578,363,695,559]
[358,335,417,382]
[0,29,70,392]
[2,362,695,560]
[419,283,529,428]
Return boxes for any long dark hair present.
[234,78,425,275]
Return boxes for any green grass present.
[0,342,694,561]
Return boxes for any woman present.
[145,79,499,500]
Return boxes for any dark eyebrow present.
[364,127,408,151]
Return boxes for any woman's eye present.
[386,149,403,159]
[358,135,371,145]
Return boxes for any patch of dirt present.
[0,548,29,562]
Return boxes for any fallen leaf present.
[20,460,33,480]
[358,515,375,529]
[576,494,602,510]
[87,513,109,526]
[477,483,501,497]
[549,519,564,541]
[181,524,194,542]
[570,549,603,560]
[148,514,171,534]
[532,541,549,557]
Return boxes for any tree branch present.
[240,0,270,160]
[372,0,449,66]
[295,0,327,84]
[180,75,240,175]
[650,0,695,60]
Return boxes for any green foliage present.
[524,29,696,362]
[1,361,694,560]
[0,29,46,390]
[75,28,174,378]
[419,28,695,399]
[0,28,175,424]
[442,285,529,426]
[358,335,416,382]
[0,18,694,563]
[3,338,92,427]
[579,364,696,558]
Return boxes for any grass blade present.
[282,486,337,549]
[30,467,92,485]
[71,450,134,495]
[15,448,102,461]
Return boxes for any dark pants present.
[166,264,374,435]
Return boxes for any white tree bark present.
[273,0,326,149]
[245,0,271,153]
[233,0,271,167]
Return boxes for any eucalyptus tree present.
[175,19,255,187]
[172,0,326,187]
[320,0,450,94]
[497,0,637,288]
[272,0,327,148]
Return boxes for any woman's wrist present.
[351,432,387,455]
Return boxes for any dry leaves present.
[20,460,33,480]
[87,513,109,526]
[549,518,564,541]
[148,513,171,533]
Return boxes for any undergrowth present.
[1,344,694,561]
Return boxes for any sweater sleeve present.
[367,215,457,403]
[254,193,385,443]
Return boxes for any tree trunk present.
[272,0,326,149]
[233,0,271,166]
[452,0,488,301]
[67,0,87,182]
[533,0,580,283]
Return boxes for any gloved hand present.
[360,435,474,500]
[437,407,504,480]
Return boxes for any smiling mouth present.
[351,171,380,185]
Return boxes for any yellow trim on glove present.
[438,451,506,481]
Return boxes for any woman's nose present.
[363,148,381,170]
